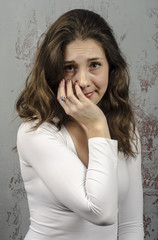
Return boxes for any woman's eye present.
[90,62,101,69]
[64,65,75,72]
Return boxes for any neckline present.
[62,125,78,156]
[62,124,87,169]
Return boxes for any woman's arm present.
[17,122,118,226]
[118,138,144,239]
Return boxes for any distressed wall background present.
[0,0,157,239]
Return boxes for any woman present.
[16,9,144,240]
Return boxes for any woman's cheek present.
[64,72,74,80]
[98,72,109,87]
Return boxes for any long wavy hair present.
[16,9,138,157]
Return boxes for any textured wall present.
[0,0,157,239]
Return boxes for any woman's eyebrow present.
[88,57,104,61]
[64,58,104,64]
[64,60,75,64]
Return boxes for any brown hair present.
[16,9,138,157]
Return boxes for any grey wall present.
[0,0,157,239]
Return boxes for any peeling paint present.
[9,171,27,200]
[137,63,158,92]
[120,32,127,42]
[144,214,151,238]
[6,202,23,240]
[15,9,38,70]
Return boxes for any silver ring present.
[61,96,67,101]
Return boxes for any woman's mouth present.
[84,91,95,98]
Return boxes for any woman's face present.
[63,39,109,105]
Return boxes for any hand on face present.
[57,79,107,132]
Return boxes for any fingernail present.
[60,79,64,84]
[66,79,70,84]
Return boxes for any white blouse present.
[17,121,144,240]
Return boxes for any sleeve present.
[118,138,144,239]
[17,123,118,226]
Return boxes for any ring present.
[61,96,67,101]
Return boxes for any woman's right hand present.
[57,79,111,139]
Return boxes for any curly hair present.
[16,9,138,157]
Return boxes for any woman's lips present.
[84,91,95,98]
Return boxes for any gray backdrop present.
[0,0,157,239]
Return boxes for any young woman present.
[16,9,144,240]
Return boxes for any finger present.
[66,79,80,105]
[75,82,89,103]
[57,79,68,106]
[57,79,73,115]
[57,79,66,100]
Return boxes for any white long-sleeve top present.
[17,121,144,240]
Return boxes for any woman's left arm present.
[118,138,144,240]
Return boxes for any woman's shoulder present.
[18,120,57,133]
[17,120,66,144]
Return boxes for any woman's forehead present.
[64,39,105,61]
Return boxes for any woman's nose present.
[73,69,90,88]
